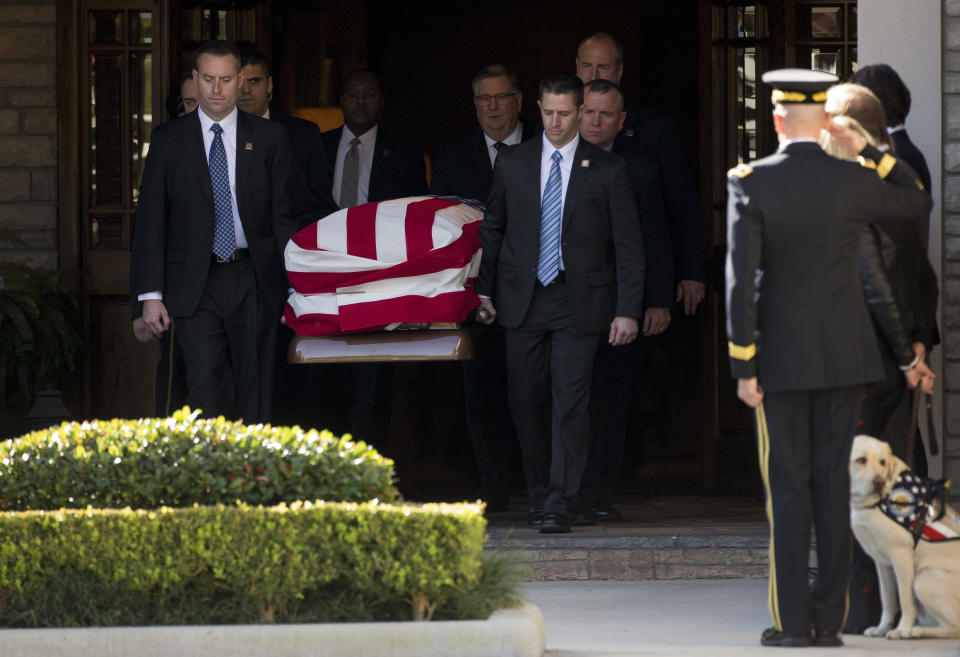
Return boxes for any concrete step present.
[484,495,771,581]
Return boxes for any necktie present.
[536,150,563,286]
[493,141,506,167]
[209,123,236,260]
[340,137,361,208]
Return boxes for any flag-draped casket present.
[284,196,483,335]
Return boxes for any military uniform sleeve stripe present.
[877,153,896,180]
[728,341,756,361]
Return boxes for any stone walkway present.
[523,579,960,656]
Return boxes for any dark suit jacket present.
[890,129,931,194]
[430,123,536,202]
[620,102,705,283]
[478,137,645,333]
[613,141,673,310]
[132,109,299,317]
[890,129,933,245]
[321,126,427,203]
[725,142,932,392]
[271,112,339,224]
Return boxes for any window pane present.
[737,6,757,38]
[90,53,124,207]
[736,47,757,164]
[130,52,152,207]
[129,11,152,45]
[849,6,858,40]
[799,47,842,75]
[89,214,124,250]
[797,6,842,40]
[89,10,121,45]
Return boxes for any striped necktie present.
[536,150,563,286]
[339,137,361,208]
[209,123,236,260]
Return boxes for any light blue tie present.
[536,150,563,286]
[209,123,236,260]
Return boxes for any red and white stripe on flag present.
[284,196,483,335]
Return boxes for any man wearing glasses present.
[431,65,535,512]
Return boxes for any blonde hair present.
[821,83,892,158]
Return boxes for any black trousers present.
[580,335,649,508]
[504,281,602,518]
[757,385,861,638]
[175,258,277,424]
[462,323,518,505]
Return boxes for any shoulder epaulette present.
[858,153,898,180]
[727,164,753,179]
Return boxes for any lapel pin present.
[581,159,590,167]
[244,142,254,151]
[382,149,391,157]
[624,129,634,137]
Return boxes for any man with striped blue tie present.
[132,40,298,423]
[477,73,644,534]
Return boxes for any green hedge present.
[0,408,398,511]
[0,500,496,626]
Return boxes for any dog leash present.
[906,389,920,470]
[905,391,938,471]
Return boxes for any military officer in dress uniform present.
[724,69,933,648]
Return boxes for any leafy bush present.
[0,408,398,510]
[0,501,498,626]
[0,229,82,409]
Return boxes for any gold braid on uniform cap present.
[770,90,828,104]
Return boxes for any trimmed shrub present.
[0,408,398,511]
[0,501,493,626]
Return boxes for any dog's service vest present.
[880,471,960,544]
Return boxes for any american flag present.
[284,196,484,335]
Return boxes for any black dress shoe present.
[591,503,623,522]
[539,513,572,534]
[527,507,545,528]
[813,631,843,647]
[760,627,811,647]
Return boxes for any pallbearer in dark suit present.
[477,73,644,534]
[431,65,536,201]
[576,79,673,523]
[132,40,298,423]
[235,43,341,427]
[575,32,705,314]
[725,69,932,648]
[315,70,427,447]
[322,70,427,207]
[237,43,339,225]
[430,65,535,511]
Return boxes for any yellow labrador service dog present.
[849,434,960,639]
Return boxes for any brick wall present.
[945,0,960,496]
[0,0,57,270]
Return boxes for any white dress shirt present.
[539,133,580,271]
[332,125,378,207]
[483,123,524,169]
